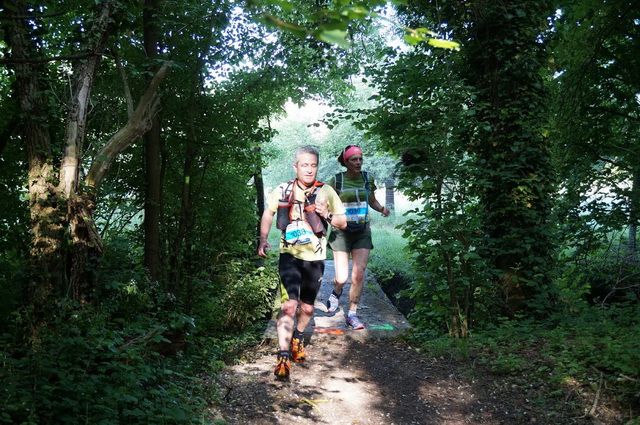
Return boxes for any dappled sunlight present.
[211,262,546,424]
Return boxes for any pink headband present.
[343,146,363,161]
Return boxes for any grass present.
[369,216,414,272]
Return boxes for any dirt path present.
[210,262,599,424]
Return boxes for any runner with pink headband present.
[326,144,391,330]
[342,145,363,161]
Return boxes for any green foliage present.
[0,308,206,425]
[191,259,280,333]
[253,0,459,49]
[459,0,558,312]
[555,234,640,309]
[0,139,30,327]
[263,82,400,203]
[0,236,278,425]
[401,200,496,336]
[355,0,560,333]
[2,0,638,422]
[467,306,640,410]
[360,41,500,333]
[95,228,279,335]
[552,0,640,303]
[405,303,639,417]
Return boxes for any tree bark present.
[627,165,640,258]
[255,157,266,249]
[59,2,113,299]
[4,1,64,302]
[143,0,163,281]
[168,12,217,291]
[84,63,168,190]
[171,131,195,285]
[71,62,167,299]
[68,192,104,303]
[58,1,112,199]
[4,0,170,314]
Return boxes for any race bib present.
[344,201,368,223]
[284,220,314,245]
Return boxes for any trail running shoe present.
[273,353,291,380]
[346,314,365,330]
[290,336,306,363]
[326,291,341,313]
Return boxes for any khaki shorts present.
[328,226,374,252]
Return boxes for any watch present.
[327,212,334,221]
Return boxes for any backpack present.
[335,171,370,233]
[335,171,370,195]
[275,180,328,237]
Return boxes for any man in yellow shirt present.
[258,146,346,380]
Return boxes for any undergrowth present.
[0,252,279,425]
[405,304,640,423]
[0,309,268,425]
[370,216,639,423]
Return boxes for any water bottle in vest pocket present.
[304,203,328,235]
[276,197,293,230]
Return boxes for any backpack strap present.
[335,172,344,194]
[306,181,324,204]
[335,172,370,222]
[281,180,295,202]
[361,171,369,221]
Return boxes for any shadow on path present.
[264,260,412,342]
[211,262,594,424]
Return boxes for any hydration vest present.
[276,180,328,236]
[335,171,370,223]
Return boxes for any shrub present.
[0,307,206,425]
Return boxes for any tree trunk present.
[255,149,266,246]
[626,164,640,262]
[60,3,113,299]
[84,64,168,190]
[144,121,163,281]
[71,63,167,300]
[628,225,637,254]
[5,0,168,313]
[143,0,163,281]
[170,134,195,285]
[4,1,64,303]
[58,1,112,199]
[465,0,555,315]
[168,12,218,293]
[68,193,104,303]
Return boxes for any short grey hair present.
[294,145,320,164]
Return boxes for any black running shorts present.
[278,253,325,305]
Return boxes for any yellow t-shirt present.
[267,181,345,261]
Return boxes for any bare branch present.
[84,62,170,190]
[113,53,135,118]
